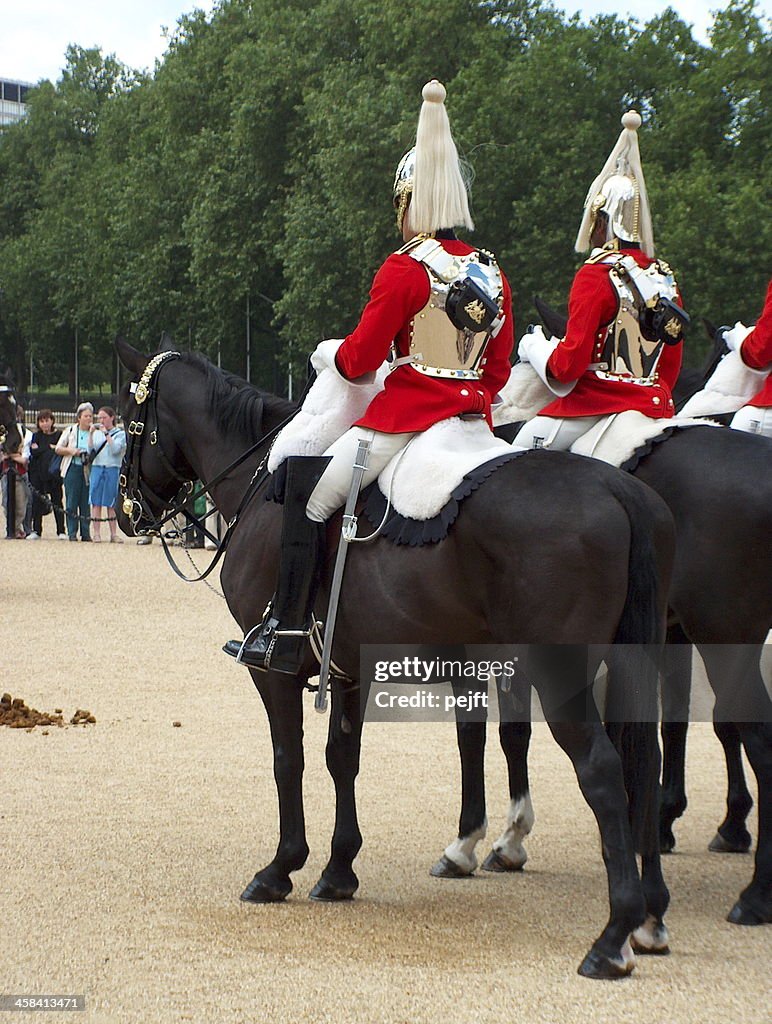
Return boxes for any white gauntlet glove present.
[517,326,576,398]
[310,338,376,385]
[721,322,753,354]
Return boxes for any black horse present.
[467,307,772,928]
[534,302,771,863]
[115,336,675,978]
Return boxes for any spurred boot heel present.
[223,455,330,675]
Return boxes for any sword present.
[315,437,372,713]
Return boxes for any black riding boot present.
[223,455,330,674]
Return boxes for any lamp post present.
[245,294,251,384]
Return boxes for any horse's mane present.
[181,352,297,443]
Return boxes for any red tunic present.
[540,249,683,419]
[335,239,514,433]
[741,278,772,408]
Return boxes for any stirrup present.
[225,617,313,674]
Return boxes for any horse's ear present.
[533,295,568,338]
[159,332,176,352]
[115,336,148,374]
[702,317,717,341]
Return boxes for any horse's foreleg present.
[310,677,363,901]
[709,720,753,854]
[432,676,487,878]
[483,671,534,873]
[660,627,692,853]
[241,673,308,903]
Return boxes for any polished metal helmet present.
[576,110,654,257]
[589,171,640,246]
[393,146,416,233]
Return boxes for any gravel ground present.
[1,537,768,1024]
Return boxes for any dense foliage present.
[0,0,769,394]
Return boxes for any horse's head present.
[115,335,197,537]
[0,372,22,455]
[532,296,568,342]
[701,318,731,377]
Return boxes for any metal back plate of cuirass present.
[599,262,665,381]
[405,240,504,380]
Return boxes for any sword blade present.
[315,438,372,712]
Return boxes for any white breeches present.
[730,404,772,439]
[513,415,604,451]
[306,426,416,523]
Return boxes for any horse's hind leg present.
[699,643,771,925]
[432,669,488,878]
[241,673,309,903]
[607,720,670,956]
[660,625,692,853]
[709,720,753,854]
[310,676,363,901]
[483,669,534,873]
[605,644,670,956]
[533,647,644,978]
[731,720,772,924]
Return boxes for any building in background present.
[1,78,32,127]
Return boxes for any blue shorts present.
[89,465,120,508]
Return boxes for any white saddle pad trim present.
[378,417,516,521]
[569,410,719,467]
[268,341,516,522]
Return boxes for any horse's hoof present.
[708,831,752,854]
[309,877,356,902]
[726,900,770,926]
[430,854,474,879]
[577,941,635,980]
[482,849,524,873]
[631,916,670,955]
[240,875,290,903]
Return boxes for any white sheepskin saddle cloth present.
[679,348,769,418]
[492,361,554,427]
[568,410,719,469]
[378,417,516,521]
[267,348,389,473]
[266,354,521,530]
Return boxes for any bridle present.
[120,351,192,535]
[119,351,302,583]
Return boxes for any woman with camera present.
[88,406,126,543]
[54,402,94,542]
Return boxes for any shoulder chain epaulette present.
[394,233,432,256]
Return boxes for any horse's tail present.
[604,472,667,856]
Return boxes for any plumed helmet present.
[575,110,655,257]
[392,80,474,236]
